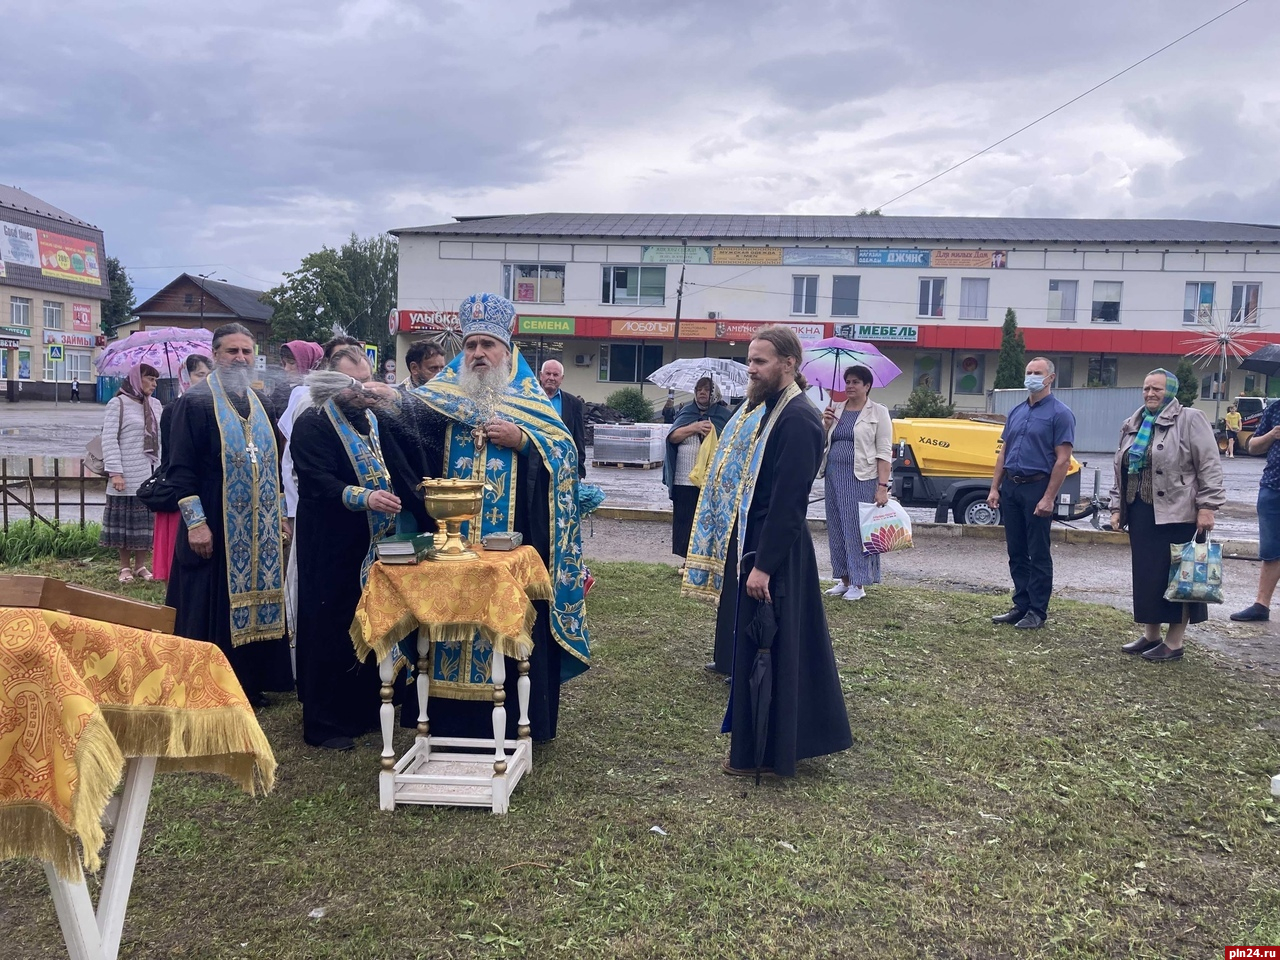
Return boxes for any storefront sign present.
[43,330,94,348]
[37,230,102,285]
[930,249,1007,269]
[610,319,674,338]
[518,315,576,335]
[73,303,92,332]
[787,323,826,341]
[715,320,763,340]
[711,246,783,266]
[642,245,712,264]
[0,325,29,338]
[857,248,931,267]
[781,248,858,266]
[0,337,19,350]
[837,323,919,343]
[394,309,460,334]
[677,321,718,339]
[0,220,39,268]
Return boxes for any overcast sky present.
[3,0,1277,298]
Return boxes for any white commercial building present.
[389,214,1280,407]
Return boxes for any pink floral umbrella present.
[96,327,214,378]
[800,337,902,398]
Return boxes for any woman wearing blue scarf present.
[663,377,732,560]
[1109,368,1225,661]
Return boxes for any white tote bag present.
[859,499,914,556]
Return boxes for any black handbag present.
[135,468,180,514]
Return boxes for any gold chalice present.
[417,478,486,561]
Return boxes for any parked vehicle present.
[891,416,1096,525]
[1218,395,1275,455]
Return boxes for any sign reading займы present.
[836,323,919,343]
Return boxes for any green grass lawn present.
[1,558,1278,958]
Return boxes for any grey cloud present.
[741,105,883,142]
[750,48,906,111]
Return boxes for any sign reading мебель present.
[837,323,919,343]
[857,248,1008,268]
[517,316,576,335]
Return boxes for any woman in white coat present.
[99,362,163,582]
[819,364,894,600]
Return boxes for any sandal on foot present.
[118,568,135,583]
[133,566,154,582]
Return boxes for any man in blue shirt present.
[986,357,1076,629]
[1230,402,1280,621]
[539,359,588,478]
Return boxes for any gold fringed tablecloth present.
[0,607,277,880]
[350,546,553,665]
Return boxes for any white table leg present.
[416,634,431,756]
[96,756,156,960]
[378,652,395,811]
[45,865,105,960]
[517,658,531,740]
[491,653,508,776]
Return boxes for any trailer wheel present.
[955,491,1002,526]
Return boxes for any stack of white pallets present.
[591,423,668,468]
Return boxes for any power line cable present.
[876,0,1254,210]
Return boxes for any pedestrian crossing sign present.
[47,345,63,362]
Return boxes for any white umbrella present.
[647,358,749,397]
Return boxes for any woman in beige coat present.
[1109,368,1225,661]
[819,364,893,600]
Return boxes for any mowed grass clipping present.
[0,559,1277,959]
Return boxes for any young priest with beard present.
[290,347,437,750]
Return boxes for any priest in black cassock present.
[402,292,591,743]
[290,347,440,750]
[683,324,851,778]
[165,323,294,705]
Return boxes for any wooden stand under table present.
[351,546,552,815]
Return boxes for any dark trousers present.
[1001,477,1053,619]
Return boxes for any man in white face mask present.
[986,357,1076,630]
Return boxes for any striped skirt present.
[100,495,155,550]
[825,469,881,586]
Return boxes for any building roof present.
[134,273,273,322]
[391,213,1280,245]
[0,185,98,229]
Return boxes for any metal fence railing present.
[0,457,106,531]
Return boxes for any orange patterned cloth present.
[0,607,276,879]
[351,545,553,666]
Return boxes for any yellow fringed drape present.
[0,607,277,879]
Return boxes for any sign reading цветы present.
[837,323,919,343]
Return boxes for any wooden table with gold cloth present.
[349,545,552,814]
[0,606,277,879]
[351,544,553,673]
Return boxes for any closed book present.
[376,532,435,556]
[379,544,434,565]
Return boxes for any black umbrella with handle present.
[739,550,779,785]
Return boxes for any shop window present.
[598,343,664,383]
[43,300,63,330]
[67,350,93,382]
[1054,356,1074,389]
[601,266,666,306]
[831,276,860,317]
[1232,282,1261,324]
[1047,280,1076,322]
[1087,356,1117,387]
[918,278,945,318]
[43,351,66,382]
[791,275,818,315]
[503,263,565,303]
[1183,281,1214,324]
[10,296,31,329]
[958,278,988,320]
[1090,281,1121,323]
[952,353,985,394]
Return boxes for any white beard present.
[220,363,253,395]
[458,362,510,400]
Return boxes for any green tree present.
[1173,357,1198,407]
[101,256,135,337]
[265,248,359,344]
[855,208,883,216]
[993,308,1026,389]
[338,233,398,353]
[605,387,655,423]
[901,385,955,418]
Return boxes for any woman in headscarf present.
[1110,368,1225,662]
[268,340,325,420]
[100,361,164,582]
[663,376,732,560]
[151,354,211,582]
